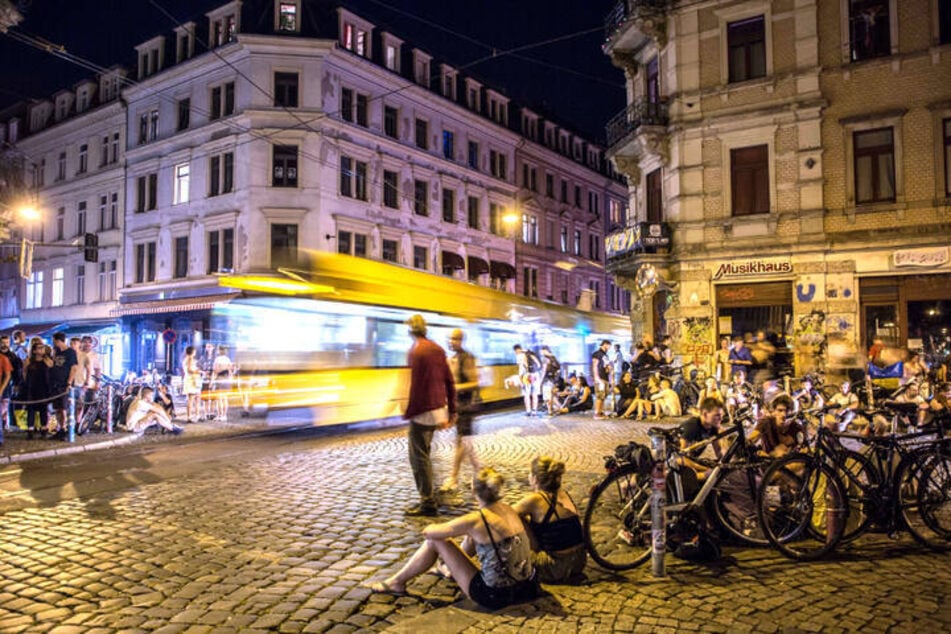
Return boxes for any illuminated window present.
[849,0,891,61]
[173,162,190,205]
[277,2,298,32]
[51,267,64,307]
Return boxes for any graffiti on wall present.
[676,316,714,370]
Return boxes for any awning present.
[441,251,466,273]
[111,293,238,317]
[467,256,489,277]
[490,260,517,280]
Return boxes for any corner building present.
[604,0,951,377]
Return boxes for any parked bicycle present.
[583,408,771,571]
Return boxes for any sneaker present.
[593,414,606,420]
[171,426,184,435]
[438,479,458,493]
[405,503,438,517]
[617,528,636,546]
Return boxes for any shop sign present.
[713,259,792,281]
[605,222,670,258]
[893,247,948,268]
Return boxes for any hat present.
[406,314,427,336]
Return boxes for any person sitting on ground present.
[549,375,569,414]
[792,377,824,413]
[696,377,725,408]
[558,375,593,414]
[919,382,951,428]
[650,378,682,419]
[512,456,586,584]
[824,380,860,431]
[748,394,801,458]
[625,374,659,419]
[725,371,752,420]
[678,397,726,482]
[366,467,538,609]
[540,346,562,416]
[154,382,176,418]
[614,370,640,417]
[125,386,184,435]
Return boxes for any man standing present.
[11,330,28,363]
[403,315,456,516]
[728,336,753,381]
[0,336,12,445]
[442,328,480,492]
[49,332,79,440]
[591,339,612,420]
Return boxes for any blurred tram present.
[213,252,631,426]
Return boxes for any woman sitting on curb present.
[366,467,538,610]
[125,387,184,435]
[512,456,586,584]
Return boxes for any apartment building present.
[3,0,627,373]
[604,0,951,376]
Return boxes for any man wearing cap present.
[404,314,457,516]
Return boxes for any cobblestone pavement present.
[0,410,949,633]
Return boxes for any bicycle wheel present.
[836,449,879,543]
[76,404,98,436]
[708,465,770,546]
[757,455,848,561]
[901,452,951,551]
[583,466,653,571]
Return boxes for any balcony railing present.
[604,0,668,42]
[605,222,671,261]
[605,98,669,148]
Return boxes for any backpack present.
[4,349,22,387]
[544,355,561,379]
[524,350,541,373]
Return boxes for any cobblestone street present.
[0,410,948,633]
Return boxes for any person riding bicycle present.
[678,397,726,481]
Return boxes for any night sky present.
[0,0,625,142]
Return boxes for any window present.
[415,119,428,150]
[468,141,479,170]
[646,168,663,222]
[356,94,368,127]
[560,180,568,203]
[383,170,399,208]
[341,88,354,122]
[77,144,88,174]
[489,203,502,235]
[546,173,554,198]
[560,227,568,252]
[270,223,298,267]
[342,22,369,57]
[134,242,156,283]
[272,72,300,108]
[109,192,118,228]
[76,264,85,304]
[57,152,66,181]
[413,245,428,270]
[849,0,891,61]
[944,118,951,197]
[56,207,65,240]
[337,231,367,257]
[100,136,109,167]
[573,230,582,256]
[99,195,108,231]
[340,156,367,200]
[589,234,600,260]
[177,28,194,62]
[588,191,600,216]
[384,44,398,71]
[51,267,64,307]
[574,185,582,208]
[384,105,398,139]
[521,214,538,245]
[209,152,235,196]
[277,1,298,31]
[32,159,45,188]
[442,188,455,223]
[609,199,624,225]
[646,56,661,104]
[173,162,190,205]
[25,271,43,309]
[942,0,951,45]
[177,98,190,131]
[382,239,398,263]
[354,233,367,257]
[854,127,895,203]
[210,12,238,47]
[522,267,538,298]
[210,82,235,120]
[731,144,769,215]
[338,231,352,255]
[173,237,189,278]
[467,196,479,229]
[522,165,537,192]
[208,228,234,273]
[138,109,159,144]
[414,52,431,87]
[98,260,116,300]
[414,180,429,216]
[272,145,298,187]
[490,150,507,179]
[111,133,119,164]
[442,130,454,160]
[727,16,766,83]
[77,201,86,235]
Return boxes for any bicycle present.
[756,408,951,561]
[583,411,771,571]
[75,377,124,435]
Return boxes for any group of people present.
[180,343,235,424]
[376,315,587,610]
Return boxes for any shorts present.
[456,412,474,436]
[593,380,608,400]
[532,545,587,584]
[467,574,537,610]
[49,388,70,412]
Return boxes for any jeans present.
[408,421,436,506]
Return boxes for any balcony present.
[605,222,670,262]
[605,98,669,150]
[604,0,667,54]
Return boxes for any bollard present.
[67,388,76,443]
[648,430,667,577]
[106,384,114,434]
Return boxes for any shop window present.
[731,145,769,215]
[727,16,766,83]
[849,0,891,62]
[854,127,894,204]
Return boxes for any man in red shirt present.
[403,315,457,516]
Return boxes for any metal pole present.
[106,384,114,434]
[67,388,76,443]
[649,430,667,577]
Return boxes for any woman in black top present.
[614,370,640,417]
[23,343,53,439]
[513,456,586,583]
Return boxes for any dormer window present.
[522,112,538,141]
[339,10,373,58]
[413,50,431,87]
[381,33,403,72]
[465,79,481,112]
[176,23,196,62]
[54,94,73,121]
[100,71,124,103]
[136,36,165,79]
[76,88,89,113]
[276,1,299,32]
[487,91,508,126]
[441,65,457,100]
[208,2,240,48]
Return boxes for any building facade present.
[2,0,628,374]
[604,0,951,377]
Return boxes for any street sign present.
[162,329,177,344]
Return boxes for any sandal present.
[429,561,452,580]
[364,580,407,596]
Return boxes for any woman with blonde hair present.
[512,456,586,583]
[367,467,538,609]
